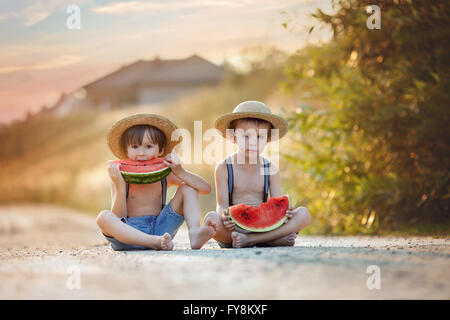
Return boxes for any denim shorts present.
[103,200,184,251]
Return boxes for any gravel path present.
[0,205,449,299]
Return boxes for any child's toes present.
[160,233,173,250]
[231,232,241,248]
[231,232,237,247]
[205,219,217,231]
[288,233,297,245]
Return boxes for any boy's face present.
[233,120,271,156]
[126,130,164,161]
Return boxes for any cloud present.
[0,0,89,26]
[0,55,85,74]
[24,11,51,26]
[0,3,51,26]
[91,0,242,15]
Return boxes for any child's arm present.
[268,161,282,197]
[215,161,235,231]
[164,153,211,194]
[215,161,229,214]
[108,163,127,218]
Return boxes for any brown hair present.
[229,118,273,138]
[121,125,167,153]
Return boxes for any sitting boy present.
[96,114,216,251]
[205,101,311,248]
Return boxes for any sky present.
[0,0,334,124]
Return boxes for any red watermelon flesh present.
[108,158,171,184]
[228,195,290,232]
[109,158,167,173]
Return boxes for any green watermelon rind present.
[227,195,290,233]
[120,167,171,184]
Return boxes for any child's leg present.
[260,233,298,247]
[231,206,311,248]
[96,210,173,250]
[203,211,233,245]
[170,183,216,249]
[203,212,301,247]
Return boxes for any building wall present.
[137,86,204,105]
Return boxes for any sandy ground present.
[0,205,449,299]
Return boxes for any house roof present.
[83,55,224,91]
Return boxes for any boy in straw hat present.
[204,101,311,248]
[97,114,216,250]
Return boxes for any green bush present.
[282,0,450,233]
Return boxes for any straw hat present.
[215,101,288,141]
[107,114,181,159]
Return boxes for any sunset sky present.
[0,0,333,124]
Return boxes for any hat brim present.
[214,112,288,141]
[107,114,181,159]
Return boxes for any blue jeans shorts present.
[103,200,184,251]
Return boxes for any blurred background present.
[0,0,448,236]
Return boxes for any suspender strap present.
[225,156,234,207]
[126,177,167,210]
[263,157,270,203]
[161,177,167,210]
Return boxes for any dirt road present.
[0,205,449,299]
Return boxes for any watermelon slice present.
[228,195,290,232]
[109,158,171,184]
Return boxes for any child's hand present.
[108,163,126,190]
[221,210,235,231]
[164,152,183,175]
[284,205,295,224]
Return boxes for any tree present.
[283,0,449,233]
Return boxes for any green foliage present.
[283,0,450,233]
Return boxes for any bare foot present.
[231,231,252,248]
[189,225,216,249]
[203,214,218,232]
[159,233,173,251]
[263,233,297,247]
